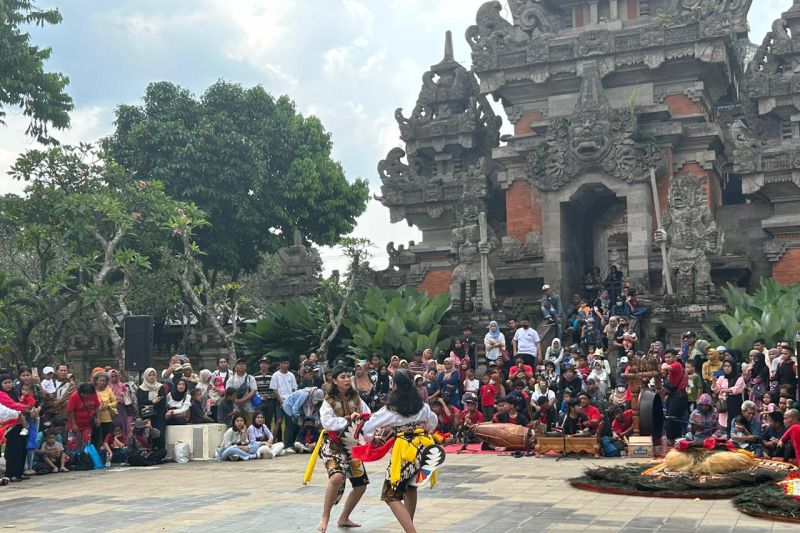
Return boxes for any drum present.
[638,388,664,437]
[473,423,533,450]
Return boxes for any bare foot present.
[337,519,361,528]
[317,517,329,532]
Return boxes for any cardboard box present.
[627,436,654,458]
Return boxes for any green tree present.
[104,80,370,282]
[0,1,72,143]
[5,144,198,368]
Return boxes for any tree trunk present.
[318,267,359,361]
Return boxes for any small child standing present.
[760,392,776,428]
[216,387,238,426]
[479,373,497,422]
[36,430,68,473]
[463,369,480,396]
[685,362,702,411]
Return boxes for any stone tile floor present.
[0,454,790,532]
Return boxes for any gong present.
[638,388,664,438]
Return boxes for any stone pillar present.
[610,0,619,20]
[589,1,599,24]
[541,189,562,294]
[625,183,653,290]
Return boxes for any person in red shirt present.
[778,409,800,465]
[576,391,601,434]
[610,407,634,439]
[507,357,533,387]
[575,355,591,381]
[430,398,458,434]
[479,373,497,421]
[67,383,100,445]
[459,394,484,427]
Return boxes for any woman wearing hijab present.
[448,339,467,368]
[712,358,745,436]
[136,368,167,449]
[357,369,447,533]
[483,321,506,363]
[744,350,770,409]
[1,372,39,483]
[353,362,377,409]
[165,378,191,425]
[544,338,565,375]
[588,360,610,398]
[92,372,118,446]
[388,356,401,376]
[108,370,132,437]
[436,359,462,408]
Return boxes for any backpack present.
[70,450,93,471]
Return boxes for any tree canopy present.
[0,0,73,143]
[104,80,370,279]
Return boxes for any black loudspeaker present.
[124,315,153,371]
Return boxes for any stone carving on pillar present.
[449,201,498,313]
[263,229,322,299]
[525,63,664,191]
[654,173,721,303]
[499,232,543,261]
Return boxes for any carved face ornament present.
[569,114,611,163]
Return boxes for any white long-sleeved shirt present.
[166,394,190,415]
[361,404,438,442]
[319,397,370,433]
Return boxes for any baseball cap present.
[42,366,54,375]
[619,356,629,364]
[716,346,727,352]
[542,284,551,290]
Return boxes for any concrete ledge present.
[165,423,226,461]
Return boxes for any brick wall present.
[417,269,453,296]
[664,94,701,116]
[514,111,544,136]
[506,180,542,242]
[773,248,800,284]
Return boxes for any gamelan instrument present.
[473,423,534,450]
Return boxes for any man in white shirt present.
[267,357,297,442]
[40,366,57,394]
[228,358,258,425]
[513,316,541,367]
[212,356,232,386]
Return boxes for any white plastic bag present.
[174,440,192,463]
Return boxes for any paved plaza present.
[0,454,793,532]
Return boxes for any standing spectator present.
[776,343,797,398]
[2,372,39,483]
[135,368,167,450]
[461,326,478,371]
[253,358,277,432]
[604,265,623,302]
[108,370,132,438]
[212,356,232,389]
[479,373,497,422]
[685,361,702,410]
[541,284,564,339]
[713,359,745,437]
[513,316,541,367]
[448,340,467,368]
[701,347,722,390]
[744,350,770,409]
[437,359,462,408]
[505,319,517,359]
[663,349,688,443]
[408,350,426,375]
[484,321,506,364]
[229,358,257,425]
[45,364,73,421]
[66,382,100,448]
[92,372,118,446]
[376,365,392,406]
[282,387,324,451]
[352,362,377,409]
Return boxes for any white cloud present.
[323,46,352,75]
[343,0,375,36]
[0,105,112,195]
[358,49,386,76]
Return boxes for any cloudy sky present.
[0,0,790,274]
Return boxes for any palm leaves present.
[704,279,800,352]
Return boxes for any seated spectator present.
[294,416,320,453]
[101,423,129,466]
[576,391,601,434]
[189,387,215,424]
[558,366,584,399]
[248,412,284,458]
[430,398,457,434]
[532,395,558,432]
[585,378,604,406]
[507,357,533,386]
[531,375,556,406]
[216,387,238,426]
[761,411,786,460]
[610,407,634,440]
[36,430,69,473]
[556,399,590,436]
[424,369,440,403]
[687,393,723,442]
[777,409,799,465]
[492,396,529,426]
[731,401,762,456]
[414,374,428,402]
[588,361,609,398]
[506,380,530,416]
[127,418,166,466]
[165,378,191,425]
[458,393,483,427]
[218,414,258,461]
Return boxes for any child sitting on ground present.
[102,423,129,466]
[293,416,320,453]
[36,430,69,473]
